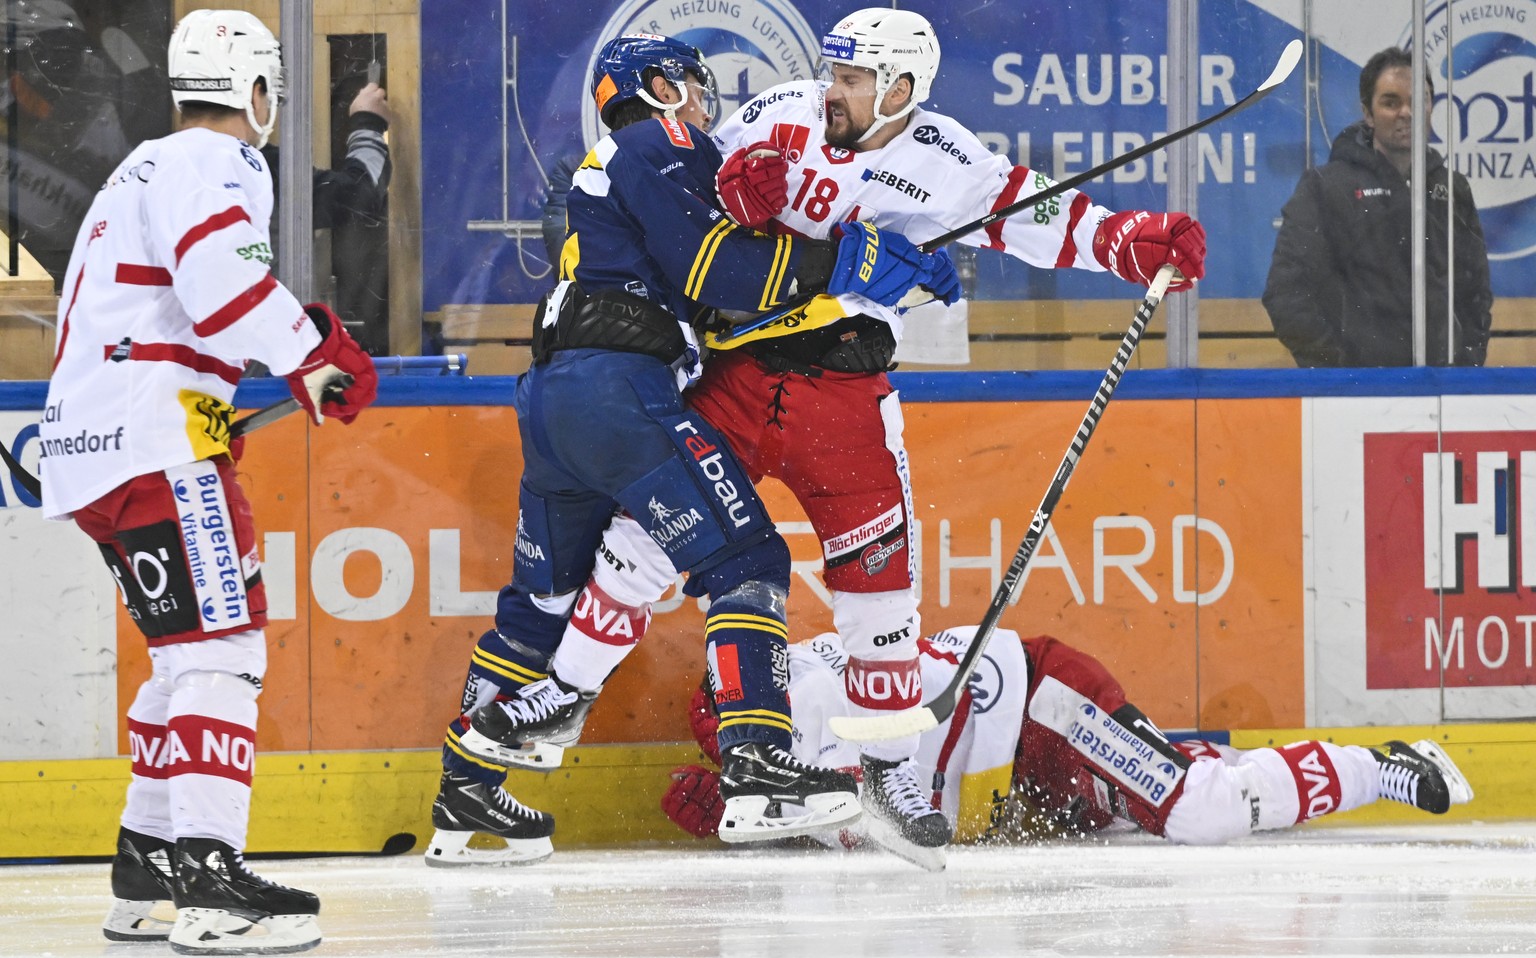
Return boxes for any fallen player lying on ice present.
[662,625,1474,859]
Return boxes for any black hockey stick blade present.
[716,39,1300,347]
[230,397,301,437]
[231,373,353,436]
[829,264,1179,743]
[0,437,39,501]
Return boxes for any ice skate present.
[457,676,599,770]
[716,741,861,843]
[103,827,177,941]
[1374,739,1474,815]
[424,773,555,867]
[858,755,953,872]
[168,838,320,955]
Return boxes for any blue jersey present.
[560,117,819,382]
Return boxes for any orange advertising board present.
[118,396,1305,753]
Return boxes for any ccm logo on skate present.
[675,420,751,528]
[845,656,921,708]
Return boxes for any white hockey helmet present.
[820,8,940,142]
[168,9,284,148]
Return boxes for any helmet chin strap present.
[636,79,689,120]
[855,69,916,145]
[247,98,277,149]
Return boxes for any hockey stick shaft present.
[2,396,304,504]
[715,39,1301,346]
[828,264,1178,743]
[919,38,1301,251]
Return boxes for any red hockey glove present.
[284,304,378,425]
[716,141,788,229]
[687,683,722,767]
[1092,211,1206,292]
[662,764,724,838]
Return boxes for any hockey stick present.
[0,396,304,503]
[827,264,1179,743]
[714,38,1302,346]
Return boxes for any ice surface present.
[4,823,1535,957]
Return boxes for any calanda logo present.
[582,0,821,147]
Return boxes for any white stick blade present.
[1259,39,1304,92]
[828,708,940,743]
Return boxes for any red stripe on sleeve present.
[1054,193,1092,268]
[174,206,251,265]
[193,272,278,337]
[115,263,174,286]
[132,343,245,385]
[53,266,93,373]
[983,166,1032,252]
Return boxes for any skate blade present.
[1410,739,1475,806]
[858,813,948,872]
[423,828,554,867]
[168,908,320,955]
[718,791,861,844]
[456,728,565,770]
[103,897,176,941]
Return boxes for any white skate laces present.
[497,678,578,725]
[457,678,584,770]
[490,784,543,820]
[878,759,936,820]
[1377,761,1422,807]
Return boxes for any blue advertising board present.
[420,1,1532,311]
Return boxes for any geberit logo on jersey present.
[860,167,931,203]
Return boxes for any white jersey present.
[40,127,319,519]
[789,625,1028,843]
[711,81,1113,338]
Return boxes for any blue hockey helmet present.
[592,33,719,128]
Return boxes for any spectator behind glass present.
[262,81,393,353]
[1262,47,1493,367]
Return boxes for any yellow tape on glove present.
[704,294,851,351]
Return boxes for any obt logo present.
[1363,431,1536,690]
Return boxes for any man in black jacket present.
[1263,47,1493,367]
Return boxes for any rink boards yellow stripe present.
[2,724,1533,859]
[0,744,706,859]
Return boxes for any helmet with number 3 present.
[591,33,719,129]
[168,9,285,148]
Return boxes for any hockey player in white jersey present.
[463,7,1207,869]
[40,10,377,954]
[663,626,1474,860]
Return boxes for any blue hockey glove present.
[826,222,961,308]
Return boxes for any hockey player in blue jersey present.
[424,33,961,866]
